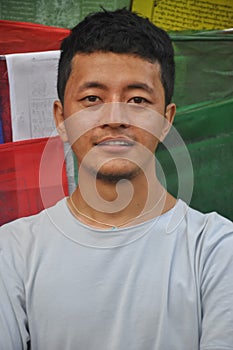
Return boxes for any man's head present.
[57,8,175,107]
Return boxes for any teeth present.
[100,140,130,146]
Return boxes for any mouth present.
[95,137,135,153]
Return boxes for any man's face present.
[54,52,176,182]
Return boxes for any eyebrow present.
[77,81,154,94]
[126,83,154,94]
[78,82,108,92]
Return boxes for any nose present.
[101,102,130,128]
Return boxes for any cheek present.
[71,133,92,161]
[138,130,158,150]
[147,138,159,154]
[64,111,94,147]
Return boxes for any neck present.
[68,167,176,229]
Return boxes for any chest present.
[25,234,201,349]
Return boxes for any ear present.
[160,103,176,141]
[53,100,68,142]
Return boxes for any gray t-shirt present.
[0,198,233,350]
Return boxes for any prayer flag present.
[0,136,68,226]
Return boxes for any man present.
[0,8,233,350]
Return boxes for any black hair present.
[57,8,175,106]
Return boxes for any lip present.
[96,136,134,145]
[94,136,135,153]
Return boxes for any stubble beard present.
[96,168,140,183]
[82,159,142,184]
[81,154,155,184]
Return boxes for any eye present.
[83,95,100,102]
[79,95,102,107]
[128,96,149,104]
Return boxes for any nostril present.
[99,103,131,127]
[102,123,129,129]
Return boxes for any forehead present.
[68,52,162,85]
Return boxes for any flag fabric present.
[0,20,70,225]
[0,136,68,226]
[0,59,12,143]
[0,19,70,55]
[0,19,70,143]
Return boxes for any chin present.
[96,168,140,183]
[81,158,142,183]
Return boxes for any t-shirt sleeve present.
[199,213,233,349]
[0,225,30,350]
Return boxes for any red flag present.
[0,136,68,225]
[0,20,70,55]
[0,59,12,143]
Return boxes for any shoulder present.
[184,201,233,242]
[0,198,68,250]
[175,200,233,266]
[0,198,70,287]
[173,199,233,237]
[167,199,233,260]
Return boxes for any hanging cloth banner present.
[0,19,70,55]
[0,19,70,143]
[0,136,68,226]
